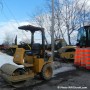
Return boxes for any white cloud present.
[0,20,50,44]
[0,20,34,44]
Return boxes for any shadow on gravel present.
[2,67,90,90]
[14,70,78,90]
[75,66,90,73]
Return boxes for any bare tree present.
[21,38,31,44]
[32,0,90,45]
[50,0,90,45]
[3,33,13,45]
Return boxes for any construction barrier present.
[85,48,90,69]
[80,48,86,67]
[74,47,90,70]
[74,47,81,66]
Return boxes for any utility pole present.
[51,0,55,61]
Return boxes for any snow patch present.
[0,52,23,67]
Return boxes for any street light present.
[51,0,55,61]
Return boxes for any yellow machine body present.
[60,52,75,59]
[54,39,76,60]
[0,48,52,86]
[58,46,76,60]
[34,58,45,73]
[13,48,46,73]
[0,25,53,87]
[13,48,25,65]
[9,45,18,48]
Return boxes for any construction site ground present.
[0,52,90,90]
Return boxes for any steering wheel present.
[20,41,31,50]
[20,41,26,46]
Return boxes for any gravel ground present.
[0,67,90,90]
[0,52,90,90]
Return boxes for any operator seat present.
[32,43,41,55]
[25,43,41,55]
[24,43,41,67]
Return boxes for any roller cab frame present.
[74,25,90,67]
[0,25,53,87]
[77,25,90,47]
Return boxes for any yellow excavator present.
[0,25,53,87]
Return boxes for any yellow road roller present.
[0,25,53,87]
[58,46,76,60]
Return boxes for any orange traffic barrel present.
[74,47,81,66]
[80,48,86,67]
[85,48,90,69]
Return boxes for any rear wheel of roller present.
[41,64,53,80]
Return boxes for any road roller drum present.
[0,63,24,75]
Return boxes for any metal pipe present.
[31,32,34,47]
[42,29,45,57]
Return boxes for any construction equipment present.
[54,39,76,60]
[46,39,76,61]
[55,39,67,50]
[0,25,53,87]
[2,35,18,56]
[58,46,76,60]
[7,44,18,55]
[74,25,90,69]
[3,35,31,56]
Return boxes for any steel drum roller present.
[0,63,24,75]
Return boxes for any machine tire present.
[41,64,53,80]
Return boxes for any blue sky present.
[0,0,48,44]
[0,0,45,22]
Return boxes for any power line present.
[2,0,31,49]
[3,0,20,26]
[0,0,3,12]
